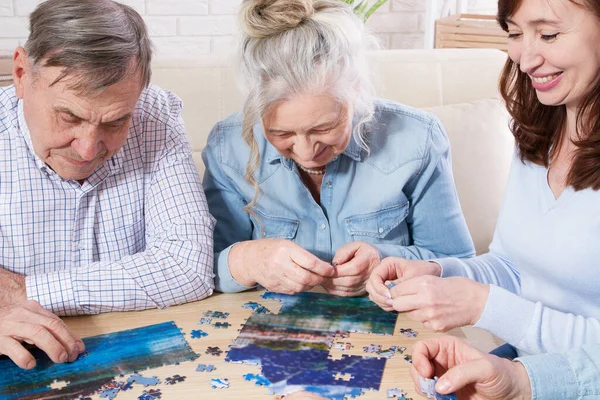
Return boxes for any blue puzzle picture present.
[0,321,198,400]
[225,291,397,399]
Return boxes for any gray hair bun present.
[240,0,314,39]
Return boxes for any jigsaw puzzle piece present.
[211,378,230,389]
[127,374,161,387]
[196,363,216,372]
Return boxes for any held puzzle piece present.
[418,376,458,400]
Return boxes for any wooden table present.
[62,290,465,399]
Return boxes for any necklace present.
[296,163,326,175]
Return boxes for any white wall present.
[0,0,498,58]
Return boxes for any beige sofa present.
[152,48,514,255]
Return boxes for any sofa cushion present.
[425,98,514,254]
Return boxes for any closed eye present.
[541,33,559,41]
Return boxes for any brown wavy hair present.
[497,0,600,190]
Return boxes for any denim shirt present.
[517,344,600,399]
[202,98,475,292]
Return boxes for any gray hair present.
[25,0,153,93]
[238,0,377,214]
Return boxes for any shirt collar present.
[16,99,124,184]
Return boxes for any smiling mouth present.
[313,146,328,160]
[531,72,562,83]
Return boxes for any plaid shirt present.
[0,84,215,316]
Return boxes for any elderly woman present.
[202,0,474,296]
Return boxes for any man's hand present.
[410,336,532,400]
[0,300,85,369]
[0,268,27,307]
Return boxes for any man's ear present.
[13,47,30,99]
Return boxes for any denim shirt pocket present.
[345,201,410,241]
[250,209,300,240]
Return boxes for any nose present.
[518,38,544,75]
[294,135,317,162]
[72,126,105,161]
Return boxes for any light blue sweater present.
[438,152,600,356]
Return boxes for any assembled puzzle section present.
[0,322,198,400]
[226,291,398,399]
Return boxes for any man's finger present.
[5,320,68,364]
[19,305,84,362]
[0,336,36,369]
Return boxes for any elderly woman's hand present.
[366,257,441,311]
[229,239,335,295]
[321,242,380,297]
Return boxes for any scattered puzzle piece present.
[399,328,418,338]
[138,389,162,400]
[387,388,408,398]
[403,355,413,364]
[242,301,260,310]
[165,374,186,385]
[198,317,212,325]
[127,374,160,387]
[333,342,353,350]
[191,329,208,338]
[99,388,119,400]
[242,373,270,386]
[211,378,230,389]
[196,363,216,372]
[204,310,229,319]
[363,344,382,353]
[213,322,231,329]
[206,346,223,356]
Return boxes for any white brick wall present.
[0,0,498,58]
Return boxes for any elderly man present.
[0,0,215,369]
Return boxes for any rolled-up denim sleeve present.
[517,344,600,400]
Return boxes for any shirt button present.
[325,180,332,186]
[378,227,384,233]
[320,224,327,230]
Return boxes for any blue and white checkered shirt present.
[0,84,215,316]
